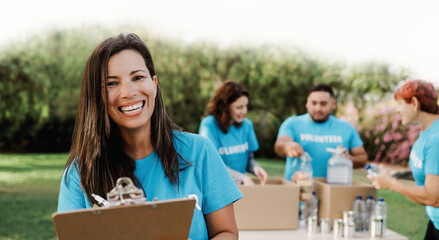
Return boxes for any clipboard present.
[52,198,196,240]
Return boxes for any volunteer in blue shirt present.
[274,84,367,182]
[57,33,242,240]
[368,79,439,240]
[199,81,268,185]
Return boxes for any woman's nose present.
[120,80,137,97]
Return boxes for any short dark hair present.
[309,84,334,98]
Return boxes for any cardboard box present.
[313,178,377,221]
[234,178,300,230]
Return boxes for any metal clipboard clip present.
[92,177,147,208]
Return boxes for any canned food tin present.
[333,218,343,238]
[343,222,355,238]
[308,216,318,235]
[371,216,385,238]
[343,210,354,224]
[320,218,331,234]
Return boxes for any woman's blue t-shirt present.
[198,115,259,173]
[409,119,439,229]
[57,131,243,240]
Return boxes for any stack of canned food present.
[306,195,387,238]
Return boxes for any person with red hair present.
[199,80,268,185]
[368,79,439,239]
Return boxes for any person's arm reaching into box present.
[275,136,304,158]
[274,136,308,183]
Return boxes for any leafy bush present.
[246,110,281,158]
[0,29,106,151]
[358,103,420,166]
[0,26,409,156]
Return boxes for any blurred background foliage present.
[0,26,414,163]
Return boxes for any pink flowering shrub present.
[358,105,420,166]
[338,102,420,166]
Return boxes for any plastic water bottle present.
[326,146,353,185]
[305,191,319,218]
[301,191,318,221]
[365,195,376,231]
[365,163,380,176]
[297,153,314,223]
[375,197,387,234]
[352,196,366,232]
[300,152,313,177]
[297,152,313,201]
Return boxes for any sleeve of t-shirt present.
[277,117,295,139]
[348,124,364,149]
[57,163,90,212]
[199,139,243,215]
[198,118,220,148]
[247,120,259,152]
[425,136,439,175]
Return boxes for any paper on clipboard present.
[52,198,196,240]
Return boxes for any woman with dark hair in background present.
[199,80,268,185]
[57,33,242,240]
[368,79,439,240]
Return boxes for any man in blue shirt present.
[274,84,367,181]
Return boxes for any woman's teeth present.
[120,102,143,114]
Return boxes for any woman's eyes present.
[134,75,145,81]
[107,81,118,87]
[106,75,146,87]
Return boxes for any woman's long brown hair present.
[64,33,183,204]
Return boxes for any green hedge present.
[0,27,409,159]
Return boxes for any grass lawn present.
[0,153,66,240]
[0,154,428,240]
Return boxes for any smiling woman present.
[106,49,157,135]
[56,33,242,240]
[198,80,268,185]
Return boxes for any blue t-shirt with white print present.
[198,115,259,173]
[409,119,439,230]
[278,113,363,179]
[57,131,243,240]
